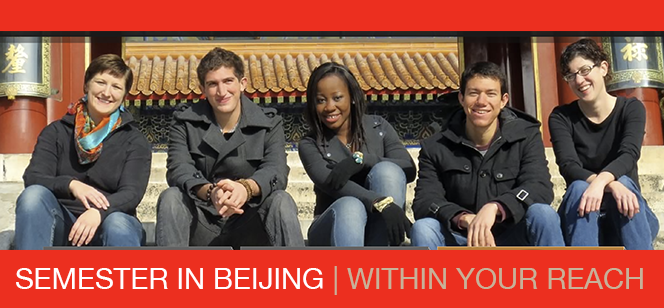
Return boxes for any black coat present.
[166,96,289,213]
[412,107,553,235]
[23,110,152,220]
[298,115,416,215]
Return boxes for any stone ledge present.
[2,146,664,249]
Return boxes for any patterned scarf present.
[67,97,122,164]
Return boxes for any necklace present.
[345,143,351,149]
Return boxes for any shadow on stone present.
[0,230,15,250]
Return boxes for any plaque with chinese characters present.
[0,37,51,99]
[602,37,664,92]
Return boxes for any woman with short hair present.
[15,54,151,249]
[550,38,659,249]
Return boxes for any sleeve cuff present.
[53,176,76,199]
[452,211,471,230]
[184,178,210,201]
[495,202,510,223]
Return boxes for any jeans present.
[558,175,660,250]
[14,185,144,249]
[307,161,407,246]
[156,187,304,248]
[411,203,565,250]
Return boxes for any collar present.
[61,106,135,128]
[440,107,539,145]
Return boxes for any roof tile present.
[125,50,459,98]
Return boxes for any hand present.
[578,181,605,217]
[467,203,498,247]
[380,203,412,246]
[218,180,249,208]
[607,181,640,219]
[210,185,233,216]
[458,213,477,230]
[69,180,109,210]
[68,209,101,247]
[215,180,247,218]
[324,157,364,190]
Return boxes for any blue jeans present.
[14,185,144,249]
[411,203,565,250]
[558,175,659,250]
[308,161,407,246]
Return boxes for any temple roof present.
[124,40,460,99]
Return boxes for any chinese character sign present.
[604,36,664,92]
[620,39,648,62]
[0,37,50,99]
[2,44,29,74]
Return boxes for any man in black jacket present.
[411,61,564,249]
[155,47,304,248]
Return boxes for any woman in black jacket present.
[550,38,659,249]
[15,54,152,249]
[299,62,416,246]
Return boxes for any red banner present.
[3,0,664,31]
[0,249,660,307]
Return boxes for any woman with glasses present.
[549,38,659,249]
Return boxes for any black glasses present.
[563,64,597,82]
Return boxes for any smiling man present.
[155,47,304,248]
[410,61,564,249]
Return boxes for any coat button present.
[326,153,331,157]
[193,173,202,179]
[496,172,504,179]
[480,171,488,178]
[379,132,384,136]
[463,165,470,171]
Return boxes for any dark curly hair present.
[559,38,609,77]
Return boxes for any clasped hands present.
[210,179,250,218]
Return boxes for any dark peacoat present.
[166,95,289,215]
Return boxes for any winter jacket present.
[412,107,553,235]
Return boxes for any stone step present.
[3,146,664,248]
[9,149,664,185]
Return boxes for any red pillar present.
[47,37,86,123]
[534,38,560,147]
[0,97,47,153]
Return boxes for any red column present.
[0,97,47,153]
[47,37,86,123]
[534,38,560,147]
